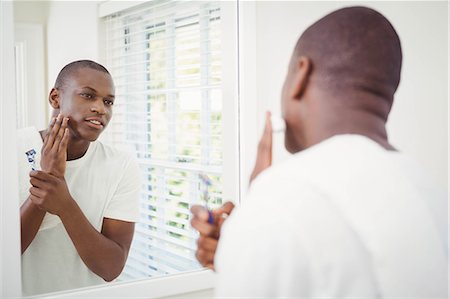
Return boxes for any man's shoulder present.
[250,150,318,193]
[92,141,140,175]
[247,134,390,203]
[94,141,134,161]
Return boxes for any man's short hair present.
[295,6,402,101]
[54,60,111,89]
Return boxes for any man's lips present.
[85,117,105,130]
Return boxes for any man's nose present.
[90,98,106,114]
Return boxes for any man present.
[18,60,141,295]
[191,7,447,297]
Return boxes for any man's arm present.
[20,197,46,254]
[20,114,68,254]
[61,199,134,281]
[29,170,134,281]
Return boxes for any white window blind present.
[102,0,224,280]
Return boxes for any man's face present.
[58,68,115,142]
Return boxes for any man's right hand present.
[40,113,70,178]
[191,202,235,270]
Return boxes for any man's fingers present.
[29,186,45,198]
[195,248,215,267]
[197,235,218,252]
[30,177,46,189]
[52,117,69,151]
[213,201,234,226]
[204,263,215,270]
[29,170,54,182]
[191,217,217,237]
[191,205,222,237]
[58,128,70,152]
[214,201,235,216]
[191,205,210,222]
[45,114,63,149]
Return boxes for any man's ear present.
[290,56,312,100]
[49,88,60,109]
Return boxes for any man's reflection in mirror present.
[18,60,141,296]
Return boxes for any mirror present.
[14,0,237,296]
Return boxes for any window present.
[102,0,235,281]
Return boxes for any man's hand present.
[191,202,235,270]
[40,113,70,178]
[249,111,273,184]
[28,170,74,217]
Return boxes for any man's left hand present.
[28,170,74,217]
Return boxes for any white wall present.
[13,0,49,24]
[13,1,49,130]
[46,1,100,92]
[13,1,100,128]
[242,1,448,192]
[14,23,47,130]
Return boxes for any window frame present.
[101,0,239,281]
[1,1,22,297]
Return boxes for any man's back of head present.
[296,6,402,101]
[282,6,403,152]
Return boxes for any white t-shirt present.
[215,134,447,298]
[18,127,141,296]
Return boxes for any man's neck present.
[66,138,91,161]
[39,129,91,161]
[305,109,395,151]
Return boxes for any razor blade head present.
[25,149,37,162]
[25,149,37,170]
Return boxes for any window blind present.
[102,0,223,280]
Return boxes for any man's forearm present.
[59,198,128,281]
[20,197,46,254]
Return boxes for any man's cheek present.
[66,114,80,131]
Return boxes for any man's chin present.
[87,133,101,142]
[284,131,301,153]
[86,136,100,142]
[80,130,102,142]
[285,142,297,154]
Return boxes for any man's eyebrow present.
[80,86,97,93]
[81,86,115,98]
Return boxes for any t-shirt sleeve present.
[103,156,141,222]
